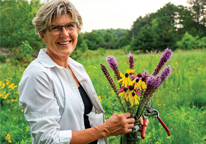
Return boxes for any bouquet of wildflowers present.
[100,48,173,144]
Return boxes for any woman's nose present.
[61,27,69,37]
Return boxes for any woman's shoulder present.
[22,59,51,79]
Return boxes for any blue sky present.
[69,0,189,32]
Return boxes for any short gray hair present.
[32,0,83,35]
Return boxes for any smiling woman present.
[18,0,148,144]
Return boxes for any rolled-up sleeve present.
[18,66,72,144]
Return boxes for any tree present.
[80,40,88,53]
[0,0,44,50]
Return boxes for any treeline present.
[1,0,206,53]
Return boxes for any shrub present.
[20,41,34,57]
[177,32,199,49]
[0,53,7,63]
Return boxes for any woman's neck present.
[45,49,69,68]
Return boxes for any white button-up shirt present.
[18,49,108,144]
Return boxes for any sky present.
[68,0,190,32]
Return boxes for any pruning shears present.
[141,99,171,139]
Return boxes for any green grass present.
[0,48,206,143]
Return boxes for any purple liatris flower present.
[160,65,172,82]
[146,75,161,88]
[142,71,149,83]
[100,63,126,112]
[128,53,134,69]
[152,48,173,76]
[106,56,121,81]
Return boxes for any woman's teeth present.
[58,41,71,45]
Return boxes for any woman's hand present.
[103,112,135,136]
[102,113,149,137]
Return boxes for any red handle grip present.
[141,119,147,139]
[157,117,171,136]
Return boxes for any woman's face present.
[40,14,78,59]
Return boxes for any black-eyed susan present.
[128,85,140,106]
[134,79,147,90]
[119,87,129,101]
[118,69,135,87]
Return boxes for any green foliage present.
[129,17,177,52]
[0,0,44,51]
[0,53,7,63]
[177,32,206,49]
[80,40,88,53]
[20,41,34,57]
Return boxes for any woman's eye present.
[66,24,74,28]
[51,26,60,30]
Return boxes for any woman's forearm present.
[70,112,136,144]
[70,124,108,144]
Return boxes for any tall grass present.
[0,48,205,143]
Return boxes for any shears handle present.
[157,117,171,136]
[141,119,147,139]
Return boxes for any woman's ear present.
[39,32,47,43]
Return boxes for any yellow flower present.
[178,87,180,90]
[5,133,10,140]
[163,104,166,106]
[11,99,14,102]
[6,79,10,85]
[128,87,140,106]
[175,62,178,65]
[134,79,147,90]
[88,66,92,68]
[16,91,19,94]
[118,72,133,87]
[8,83,14,88]
[119,87,130,101]
[98,96,102,103]
[93,66,97,69]
[2,93,10,99]
[21,109,24,112]
[8,140,12,143]
[158,104,161,106]
[1,83,5,89]
[126,69,135,74]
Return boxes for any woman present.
[18,0,148,143]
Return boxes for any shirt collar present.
[37,49,83,69]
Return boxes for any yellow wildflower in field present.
[98,96,102,103]
[175,62,178,65]
[178,87,180,90]
[1,83,5,89]
[2,93,10,99]
[158,104,161,106]
[163,104,166,106]
[21,109,24,112]
[8,83,17,90]
[88,66,92,68]
[5,133,10,140]
[8,140,12,143]
[93,66,97,69]
[6,79,10,85]
[16,91,19,94]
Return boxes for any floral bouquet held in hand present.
[100,48,173,144]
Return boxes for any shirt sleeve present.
[18,66,72,144]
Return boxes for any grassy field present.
[0,48,206,143]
